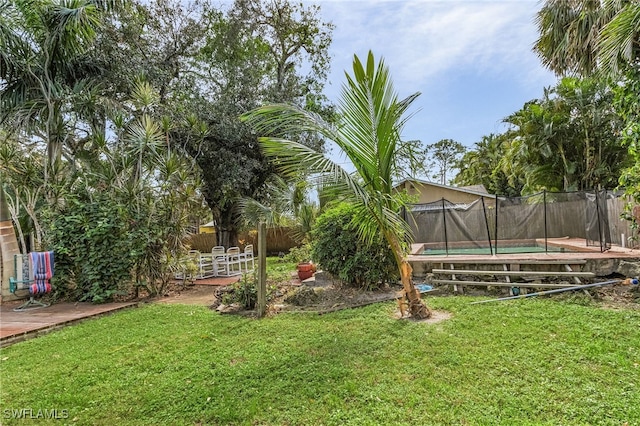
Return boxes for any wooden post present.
[257,222,267,317]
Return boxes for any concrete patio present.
[0,275,240,348]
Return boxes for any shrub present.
[282,242,312,264]
[221,271,277,309]
[311,203,398,290]
[45,195,140,303]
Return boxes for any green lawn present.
[1,297,639,425]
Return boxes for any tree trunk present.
[215,208,239,249]
[386,231,431,319]
[0,187,9,222]
[400,260,431,319]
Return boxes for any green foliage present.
[534,0,640,77]
[393,138,429,181]
[613,66,640,238]
[222,273,259,309]
[38,83,207,302]
[242,51,428,316]
[1,300,640,424]
[311,203,398,290]
[238,177,319,243]
[501,77,628,193]
[45,195,139,303]
[426,138,466,185]
[0,138,47,251]
[0,0,115,183]
[89,0,334,247]
[221,271,278,309]
[282,242,312,264]
[242,51,417,269]
[454,133,523,197]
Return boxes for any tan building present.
[394,178,492,205]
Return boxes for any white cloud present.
[320,1,549,94]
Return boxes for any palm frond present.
[237,197,287,228]
[339,52,420,194]
[598,3,640,76]
[241,102,337,141]
[259,136,371,205]
[45,0,101,60]
[243,50,419,258]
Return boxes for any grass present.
[1,296,639,425]
[265,257,297,284]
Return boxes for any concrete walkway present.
[0,301,138,347]
[0,276,240,348]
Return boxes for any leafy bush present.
[222,274,258,309]
[45,195,141,303]
[282,242,312,264]
[221,271,277,309]
[311,203,398,290]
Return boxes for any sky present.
[312,0,559,169]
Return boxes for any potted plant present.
[285,243,316,280]
[296,261,316,280]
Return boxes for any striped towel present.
[29,251,54,295]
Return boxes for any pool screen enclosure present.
[404,190,617,255]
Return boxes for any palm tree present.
[242,51,431,319]
[534,0,639,77]
[0,0,117,186]
[534,0,605,76]
[598,1,640,76]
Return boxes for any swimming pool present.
[420,241,575,255]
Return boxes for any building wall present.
[0,220,21,301]
[397,181,486,204]
[1,189,22,301]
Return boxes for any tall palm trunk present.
[385,230,431,319]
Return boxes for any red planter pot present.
[297,262,315,280]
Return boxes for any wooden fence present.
[185,227,303,254]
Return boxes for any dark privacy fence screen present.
[404,190,626,255]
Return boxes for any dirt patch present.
[278,284,403,313]
[144,273,639,315]
[593,283,640,310]
[154,284,219,305]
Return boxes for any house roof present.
[393,178,492,198]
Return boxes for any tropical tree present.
[501,77,626,193]
[242,51,431,319]
[533,0,640,229]
[534,0,639,77]
[392,139,429,182]
[453,133,522,197]
[0,136,46,252]
[598,2,640,76]
[534,0,606,76]
[0,0,118,188]
[238,176,319,242]
[43,81,207,302]
[613,65,640,235]
[426,138,466,185]
[191,0,334,247]
[87,0,334,247]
